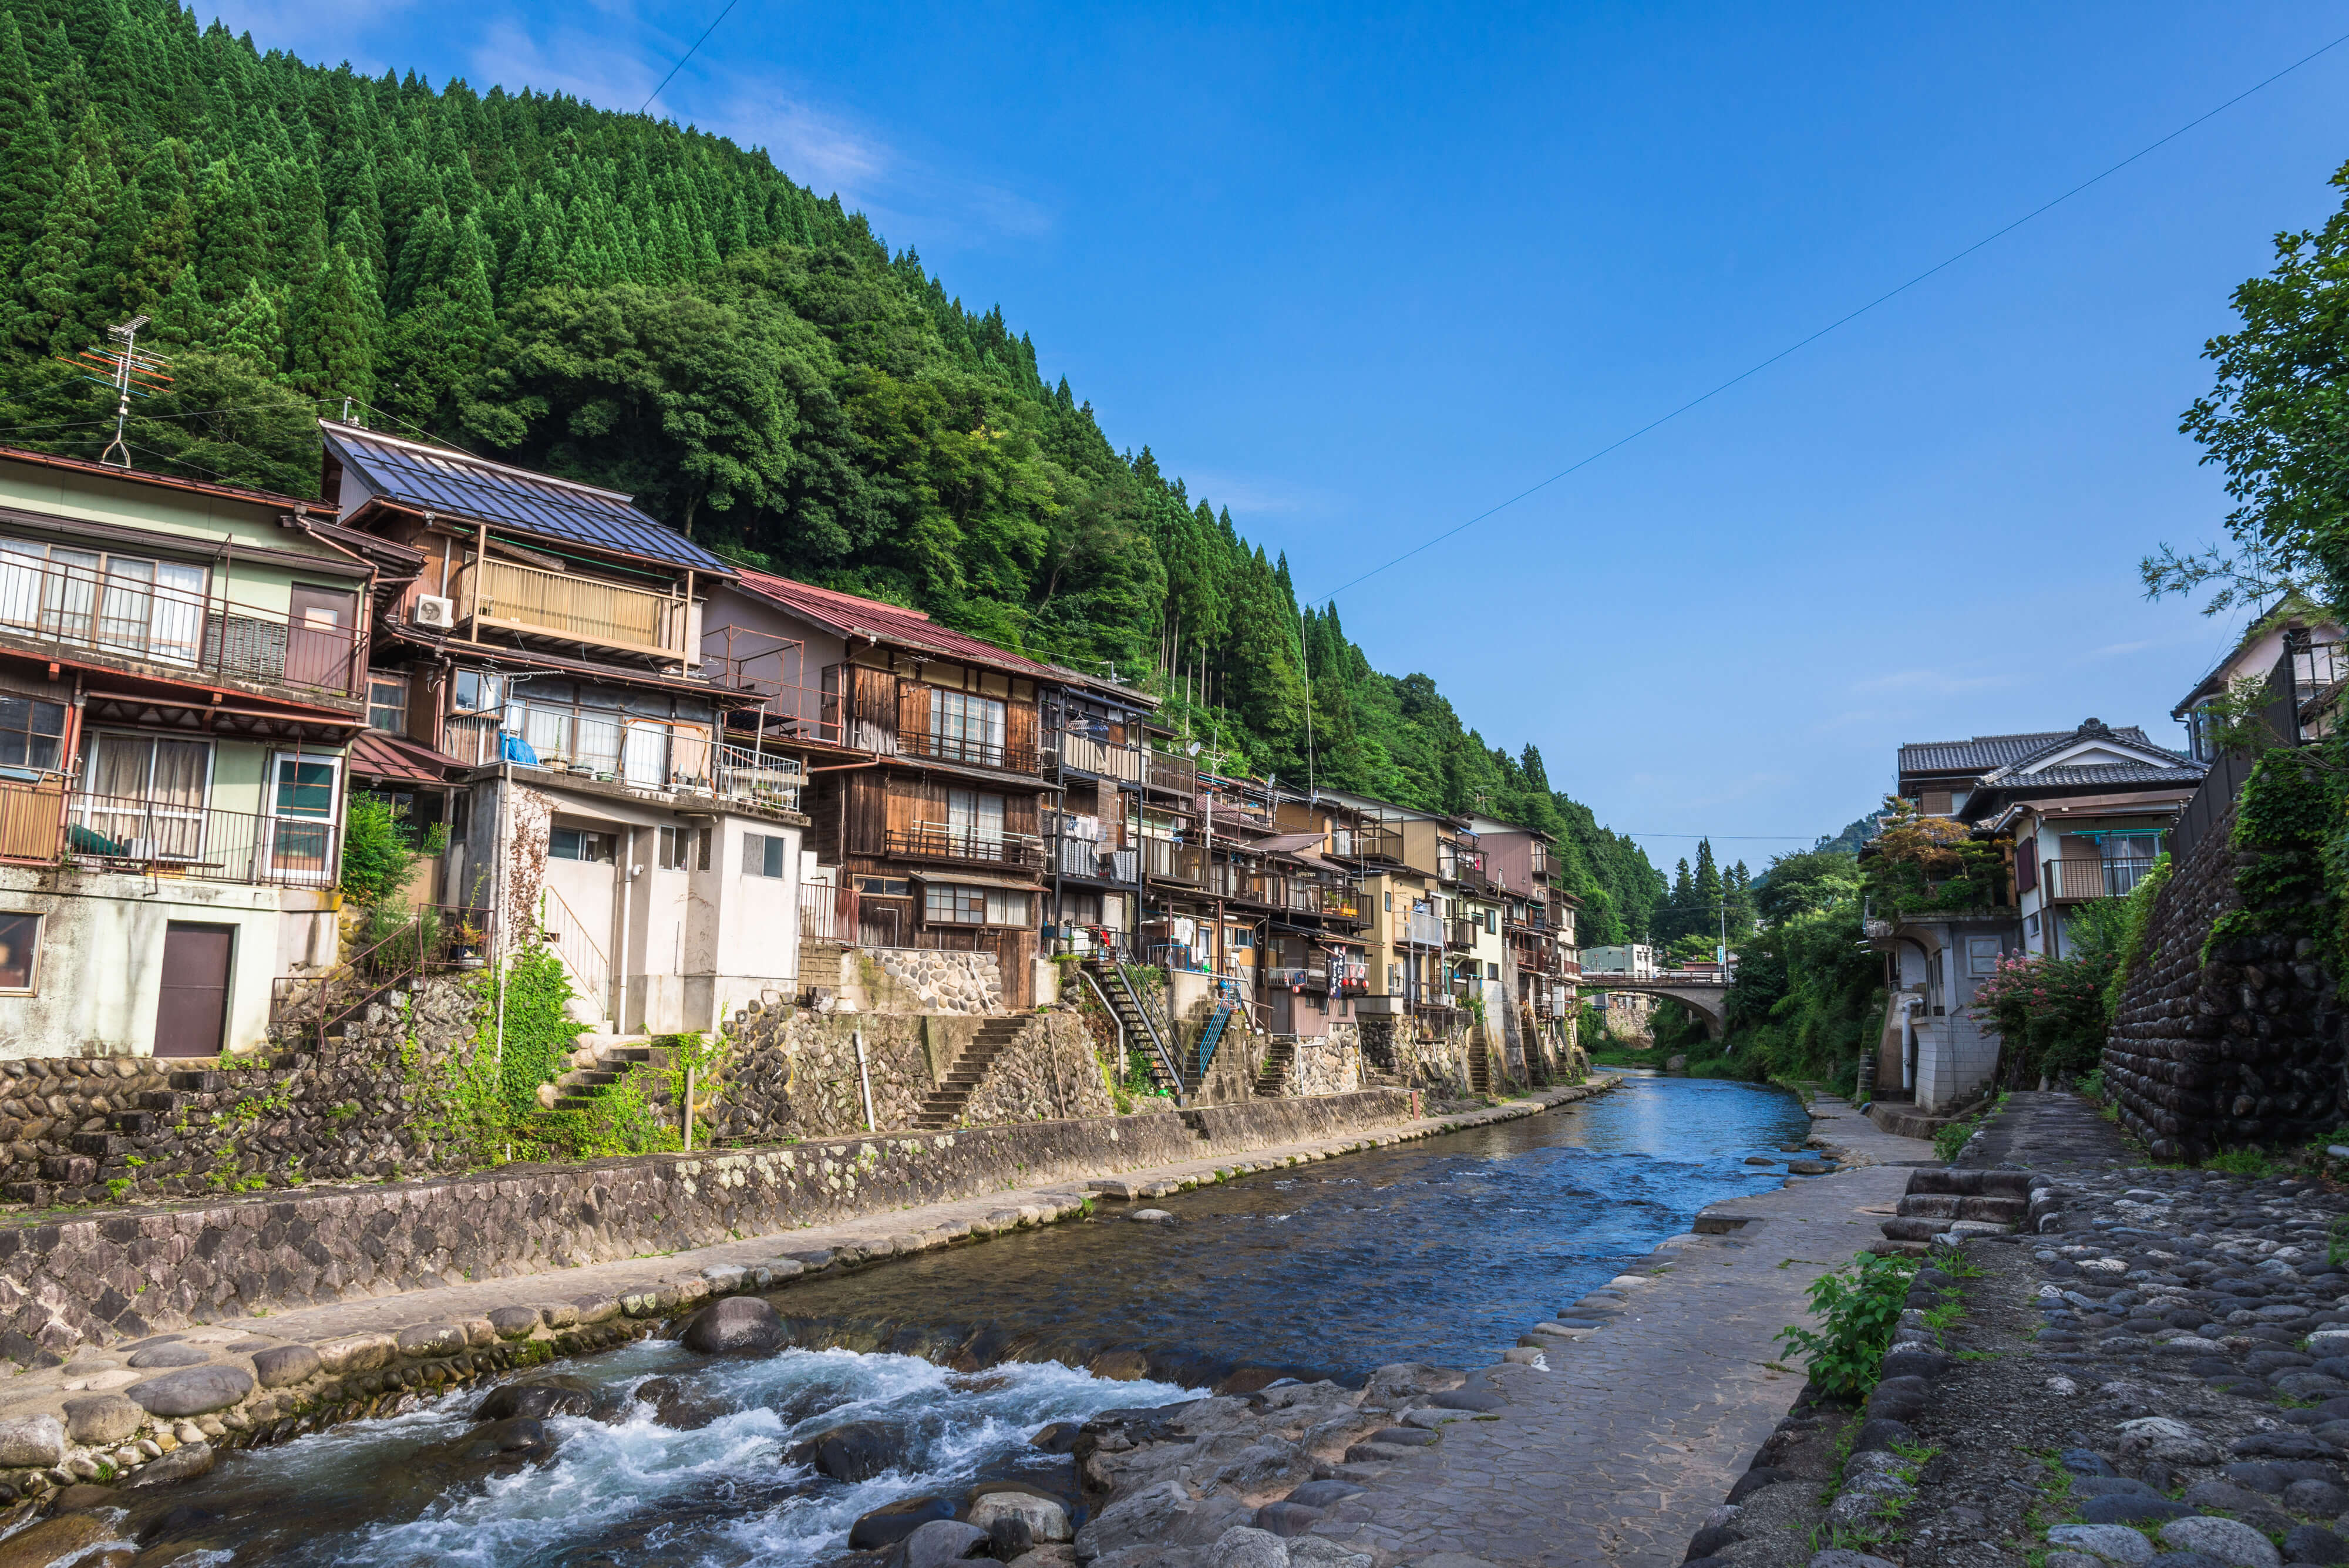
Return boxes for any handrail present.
[1081,958,1187,1106]
[539,884,610,1020]
[1195,1001,1234,1082]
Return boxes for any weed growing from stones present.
[1778,1250,1920,1400]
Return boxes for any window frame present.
[0,911,40,994]
[0,693,68,773]
[366,675,409,735]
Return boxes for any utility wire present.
[1307,26,2349,605]
[638,0,745,117]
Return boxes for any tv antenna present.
[59,317,167,469]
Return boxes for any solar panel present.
[328,427,732,574]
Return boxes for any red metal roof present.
[731,569,1068,681]
[349,730,467,784]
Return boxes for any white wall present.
[0,869,316,1057]
[684,812,802,1030]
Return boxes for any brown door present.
[155,922,233,1057]
[284,585,357,692]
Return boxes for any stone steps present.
[909,1020,1030,1130]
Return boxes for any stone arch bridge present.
[1578,976,1732,1041]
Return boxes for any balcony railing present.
[897,728,1042,774]
[1446,917,1483,950]
[1052,731,1141,782]
[0,554,361,698]
[1357,823,1407,863]
[1139,837,1204,886]
[881,823,1045,872]
[452,556,698,664]
[710,745,805,812]
[1145,750,1196,796]
[1406,910,1446,947]
[2042,857,2158,903]
[39,788,343,887]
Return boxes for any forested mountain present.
[0,0,1663,940]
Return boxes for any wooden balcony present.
[1139,838,1204,886]
[452,557,699,665]
[897,729,1042,775]
[1145,749,1196,796]
[881,823,1045,873]
[2042,857,2158,903]
[1053,731,1140,782]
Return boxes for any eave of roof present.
[0,442,328,514]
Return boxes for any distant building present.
[1581,944,1658,980]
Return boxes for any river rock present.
[1285,1542,1372,1568]
[681,1296,785,1356]
[1076,1479,1251,1560]
[627,1376,731,1431]
[127,1441,214,1489]
[1252,1501,1325,1536]
[903,1519,988,1568]
[125,1344,210,1370]
[128,1365,254,1418]
[49,1483,119,1514]
[847,1495,957,1548]
[1210,1527,1290,1568]
[395,1324,467,1358]
[0,1514,116,1568]
[250,1344,322,1389]
[2045,1523,2156,1564]
[970,1485,1073,1541]
[1360,1364,1465,1405]
[435,1415,558,1466]
[1214,1438,1307,1492]
[2284,1524,2348,1564]
[788,1419,907,1482]
[477,1377,595,1422]
[61,1395,141,1446]
[312,1333,395,1374]
[1031,1421,1083,1453]
[486,1307,541,1340]
[2156,1515,2280,1566]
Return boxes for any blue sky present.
[216,1,2349,867]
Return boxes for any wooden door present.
[155,922,233,1056]
[285,585,358,691]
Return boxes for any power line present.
[638,0,745,117]
[1307,25,2349,606]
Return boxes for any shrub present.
[339,794,423,907]
[1778,1250,1919,1399]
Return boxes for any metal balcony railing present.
[710,745,804,812]
[2042,857,2159,903]
[60,790,342,887]
[881,823,1045,871]
[1139,838,1204,886]
[1446,917,1483,950]
[0,554,362,697]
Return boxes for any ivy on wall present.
[2208,748,2335,961]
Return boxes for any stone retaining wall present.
[0,1088,1416,1362]
[2104,793,2345,1160]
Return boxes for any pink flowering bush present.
[1970,948,2113,1084]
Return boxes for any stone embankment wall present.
[2104,793,2344,1160]
[0,976,482,1210]
[0,1088,1416,1360]
[1293,1026,1362,1096]
[695,1009,1113,1142]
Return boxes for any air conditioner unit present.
[413,595,456,630]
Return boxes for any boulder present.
[312,1333,395,1375]
[847,1495,955,1549]
[786,1420,908,1482]
[968,1485,1072,1542]
[486,1307,541,1340]
[394,1324,467,1358]
[61,1395,142,1446]
[431,1415,558,1466]
[126,1441,213,1489]
[1210,1527,1290,1568]
[628,1377,731,1432]
[477,1377,595,1422]
[2156,1515,2282,1567]
[902,1519,988,1568]
[0,1515,116,1568]
[250,1344,322,1389]
[128,1365,254,1418]
[681,1296,786,1357]
[49,1483,119,1514]
[125,1344,210,1370]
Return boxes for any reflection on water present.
[135,1074,1806,1566]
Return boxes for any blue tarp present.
[499,732,539,766]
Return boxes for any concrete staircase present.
[1867,1168,2031,1256]
[544,1036,671,1116]
[1253,1037,1295,1098]
[1467,1044,1491,1096]
[910,1017,1030,1130]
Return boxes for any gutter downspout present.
[1899,994,1923,1093]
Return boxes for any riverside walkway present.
[1313,1093,1935,1568]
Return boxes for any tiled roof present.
[731,569,1069,682]
[1991,763,2205,789]
[321,422,731,574]
[1899,725,2161,774]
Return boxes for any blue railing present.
[1195,1001,1235,1082]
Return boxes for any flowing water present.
[124,1074,1810,1566]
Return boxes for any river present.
[124,1074,1811,1566]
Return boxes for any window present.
[1485,909,1498,934]
[1966,937,2003,976]
[366,677,408,734]
[1229,927,1254,950]
[0,695,66,772]
[944,788,1005,849]
[855,876,911,896]
[741,832,789,878]
[1383,892,1392,912]
[929,688,1007,765]
[78,735,208,858]
[0,912,39,992]
[1920,790,1954,816]
[502,681,711,784]
[452,669,504,714]
[924,883,1032,926]
[549,827,615,863]
[657,826,709,871]
[0,539,206,663]
[1488,961,1500,981]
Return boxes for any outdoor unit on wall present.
[413,595,456,630]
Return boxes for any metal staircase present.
[1079,958,1187,1104]
[1193,1002,1235,1088]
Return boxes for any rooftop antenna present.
[60,317,164,469]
